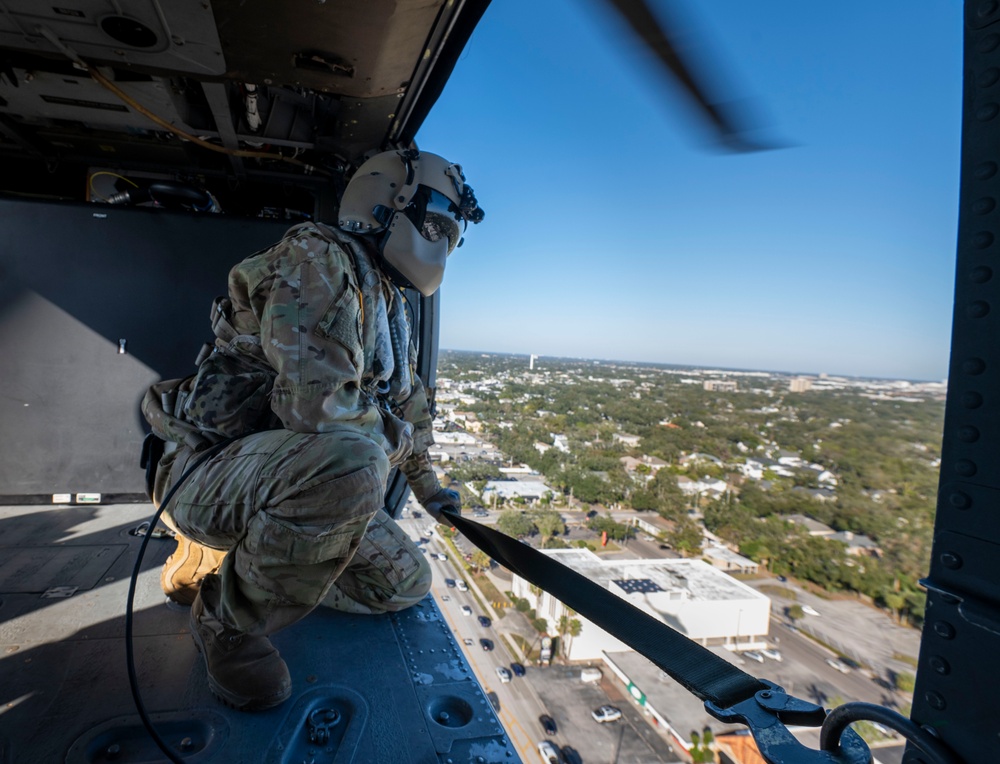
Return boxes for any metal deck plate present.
[0,503,516,763]
[0,545,125,593]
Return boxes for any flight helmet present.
[338,149,484,296]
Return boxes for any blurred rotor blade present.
[606,0,769,151]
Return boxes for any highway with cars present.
[401,512,568,762]
[399,510,679,763]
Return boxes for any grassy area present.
[893,651,919,668]
[473,573,510,618]
[595,540,624,553]
[512,633,540,662]
[435,532,506,618]
[499,633,522,661]
[758,585,798,600]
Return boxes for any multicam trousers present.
[154,427,431,635]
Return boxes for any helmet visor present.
[420,189,463,254]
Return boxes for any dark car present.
[561,746,583,764]
[478,616,492,628]
[510,662,525,677]
[539,714,557,735]
[411,510,422,518]
[480,638,494,651]
[444,578,456,588]
[486,691,500,713]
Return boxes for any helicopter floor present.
[0,502,512,763]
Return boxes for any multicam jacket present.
[142,222,440,502]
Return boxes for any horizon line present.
[438,347,947,385]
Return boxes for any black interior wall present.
[0,198,290,498]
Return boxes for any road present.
[400,510,679,763]
[765,621,897,708]
[401,513,553,762]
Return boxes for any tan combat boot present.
[189,576,292,711]
[161,533,227,606]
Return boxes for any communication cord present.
[126,438,236,764]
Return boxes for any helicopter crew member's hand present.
[423,487,461,523]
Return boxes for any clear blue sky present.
[417,0,963,381]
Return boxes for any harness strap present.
[442,508,768,709]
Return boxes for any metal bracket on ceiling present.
[200,81,245,179]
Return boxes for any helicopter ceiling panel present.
[0,67,194,132]
[0,0,226,76]
[0,0,480,190]
[209,0,443,98]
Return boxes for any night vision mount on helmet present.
[337,149,484,296]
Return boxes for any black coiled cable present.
[125,438,235,764]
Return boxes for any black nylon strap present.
[443,509,768,708]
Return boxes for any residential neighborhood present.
[415,350,943,763]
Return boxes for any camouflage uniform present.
[145,222,444,635]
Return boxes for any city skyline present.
[439,346,949,384]
[417,1,963,382]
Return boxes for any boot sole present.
[190,628,292,712]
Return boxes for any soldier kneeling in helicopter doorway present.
[141,149,484,710]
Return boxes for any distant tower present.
[790,376,813,393]
[530,354,538,370]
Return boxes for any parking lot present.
[523,664,680,764]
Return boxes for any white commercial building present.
[511,550,770,661]
[480,479,554,505]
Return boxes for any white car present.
[802,605,821,616]
[826,658,851,674]
[591,705,622,723]
[496,667,512,683]
[762,648,783,662]
[743,651,764,663]
[456,580,468,592]
[461,605,472,616]
[424,529,434,537]
[537,741,564,764]
[435,552,448,561]
[463,638,474,646]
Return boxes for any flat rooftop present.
[603,647,746,745]
[704,545,758,567]
[540,549,767,604]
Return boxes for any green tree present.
[497,509,535,538]
[470,550,491,572]
[666,516,703,557]
[894,671,916,693]
[586,513,635,541]
[532,509,566,546]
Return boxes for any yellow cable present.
[86,67,325,174]
[92,170,138,187]
[88,170,138,202]
[34,26,329,180]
